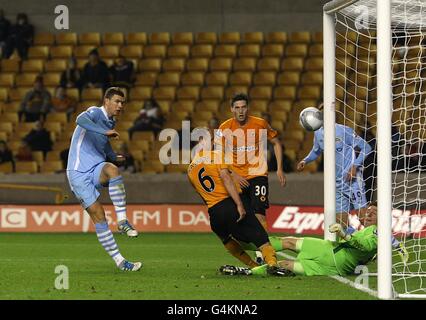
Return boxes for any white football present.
[299,107,323,131]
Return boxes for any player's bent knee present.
[103,163,120,178]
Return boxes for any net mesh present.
[333,0,426,297]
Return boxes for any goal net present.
[324,0,426,299]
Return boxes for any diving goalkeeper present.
[220,204,408,276]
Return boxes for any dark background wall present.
[0,0,329,33]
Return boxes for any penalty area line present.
[276,251,378,298]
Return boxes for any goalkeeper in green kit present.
[220,204,409,277]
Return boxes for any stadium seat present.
[176,86,200,100]
[229,72,252,86]
[210,58,233,72]
[262,44,284,57]
[180,72,205,86]
[301,72,323,85]
[46,113,68,124]
[143,45,167,58]
[271,120,285,132]
[8,89,28,102]
[129,87,153,100]
[312,32,323,43]
[120,45,143,59]
[289,31,311,43]
[157,100,172,114]
[44,122,62,135]
[16,73,39,87]
[0,131,7,142]
[200,86,224,100]
[194,100,219,113]
[98,45,120,59]
[135,72,158,86]
[153,87,176,100]
[243,32,264,44]
[138,58,162,72]
[253,72,276,86]
[172,32,194,45]
[167,45,190,58]
[233,58,257,71]
[162,58,186,72]
[273,86,297,100]
[286,44,308,57]
[73,45,97,58]
[79,32,101,46]
[214,45,237,58]
[172,100,195,113]
[0,162,13,174]
[277,72,300,85]
[304,58,324,71]
[45,59,67,72]
[28,46,49,59]
[15,161,38,174]
[21,60,44,73]
[195,32,217,44]
[0,74,15,87]
[103,32,124,45]
[186,58,209,72]
[265,32,287,44]
[66,88,80,101]
[157,73,181,86]
[225,86,248,99]
[126,32,148,45]
[298,86,321,99]
[191,45,214,58]
[238,44,261,57]
[250,100,268,113]
[52,140,70,151]
[32,151,44,165]
[205,72,228,86]
[257,57,280,72]
[269,100,292,112]
[50,45,73,59]
[309,44,323,56]
[40,161,63,173]
[249,86,272,100]
[132,131,155,142]
[81,88,103,101]
[281,57,304,71]
[149,32,170,45]
[34,32,55,46]
[0,122,13,134]
[219,32,240,44]
[56,32,77,45]
[1,59,20,73]
[43,73,62,87]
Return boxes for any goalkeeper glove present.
[396,243,409,265]
[329,223,352,241]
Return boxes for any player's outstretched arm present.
[76,111,108,135]
[219,168,246,222]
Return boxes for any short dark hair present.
[231,92,249,107]
[104,87,125,100]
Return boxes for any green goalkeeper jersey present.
[333,225,378,275]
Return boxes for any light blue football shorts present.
[336,171,368,213]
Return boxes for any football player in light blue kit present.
[297,118,372,232]
[66,87,141,271]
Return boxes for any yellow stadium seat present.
[0,162,13,174]
[168,45,190,58]
[301,72,323,85]
[138,58,162,72]
[43,73,61,87]
[225,86,248,99]
[298,86,321,99]
[309,44,323,56]
[120,45,143,59]
[269,100,292,112]
[186,58,209,72]
[312,32,323,43]
[46,113,68,124]
[0,73,15,87]
[232,57,256,71]
[103,32,124,45]
[56,32,77,45]
[210,58,233,72]
[126,32,147,45]
[229,72,252,86]
[132,131,155,142]
[34,32,55,45]
[44,122,62,135]
[250,100,269,113]
[157,73,181,86]
[281,57,305,71]
[192,111,213,122]
[201,86,224,100]
[289,31,311,43]
[176,86,200,100]
[191,44,213,58]
[205,72,228,86]
[28,46,49,59]
[262,44,284,57]
[257,58,280,72]
[73,45,96,58]
[172,32,193,45]
[32,151,44,165]
[271,120,284,132]
[274,86,297,99]
[1,59,20,73]
[153,87,176,100]
[15,161,38,174]
[238,44,260,57]
[98,45,120,59]
[15,73,39,87]
[219,32,240,44]
[214,45,237,58]
[79,32,101,46]
[129,87,153,100]
[195,32,217,44]
[162,58,185,72]
[253,72,276,86]
[45,59,67,72]
[21,60,44,73]
[305,58,323,71]
[40,161,63,173]
[195,100,220,113]
[249,86,272,100]
[46,151,62,161]
[135,72,158,86]
[143,45,167,58]
[50,45,73,59]
[81,88,103,101]
[0,122,13,134]
[52,141,70,151]
[8,89,28,102]
[171,100,195,113]
[65,88,80,101]
[149,32,170,45]
[277,71,300,85]
[243,32,264,44]
[180,72,204,86]
[286,44,308,57]
[265,32,287,44]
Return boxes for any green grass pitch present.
[0,233,423,300]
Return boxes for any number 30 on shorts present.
[254,185,267,196]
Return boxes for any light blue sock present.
[109,176,127,222]
[95,221,125,266]
[391,236,400,248]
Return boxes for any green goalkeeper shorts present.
[296,238,340,276]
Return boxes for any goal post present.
[323,0,426,299]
